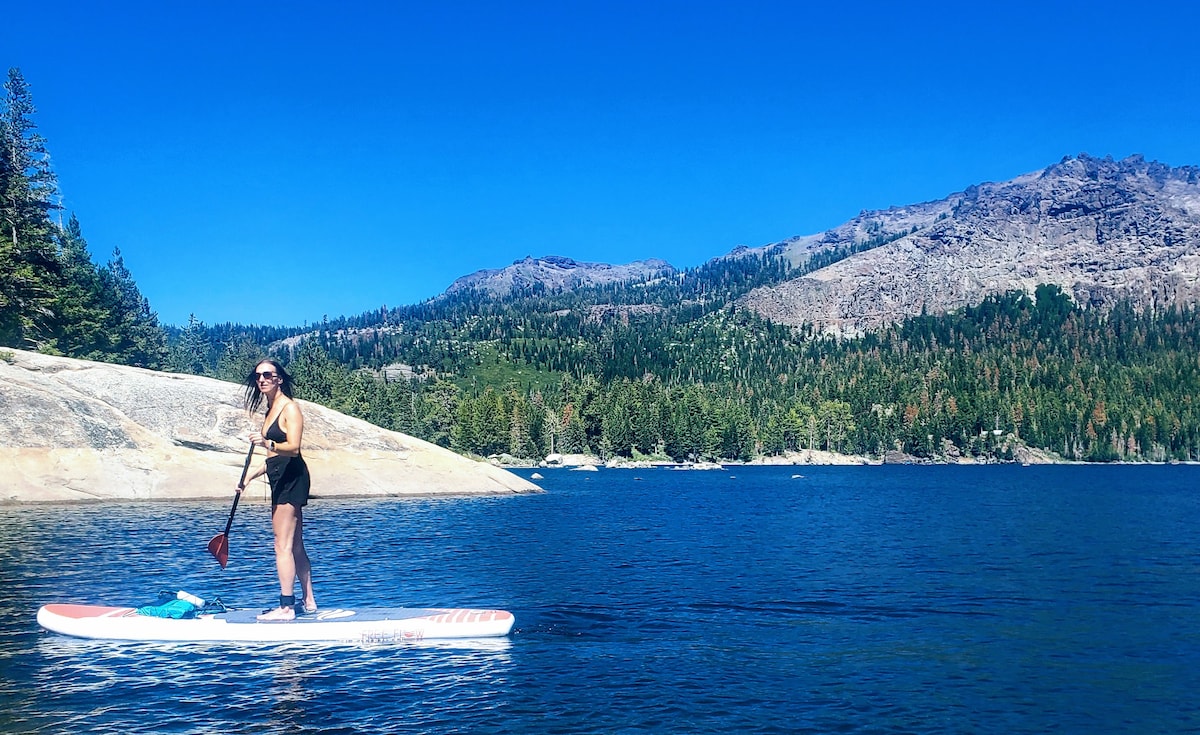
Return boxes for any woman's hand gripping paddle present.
[208,443,256,568]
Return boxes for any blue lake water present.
[1,465,1197,734]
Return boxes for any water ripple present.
[2,465,1199,734]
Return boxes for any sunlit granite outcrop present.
[0,349,540,502]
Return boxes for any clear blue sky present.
[7,1,1199,327]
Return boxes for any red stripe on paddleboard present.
[43,604,137,620]
[418,609,513,624]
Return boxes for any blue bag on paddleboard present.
[136,598,197,619]
[135,590,216,619]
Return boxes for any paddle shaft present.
[223,443,256,536]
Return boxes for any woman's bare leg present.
[291,510,316,610]
[271,503,299,601]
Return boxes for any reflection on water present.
[27,635,515,734]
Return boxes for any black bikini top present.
[264,413,287,443]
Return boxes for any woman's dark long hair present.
[243,359,296,414]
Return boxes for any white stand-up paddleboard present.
[38,604,515,643]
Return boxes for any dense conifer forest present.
[0,69,166,366]
[255,282,1200,464]
[4,67,1198,463]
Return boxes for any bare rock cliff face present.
[444,255,676,298]
[741,154,1200,333]
[0,350,540,502]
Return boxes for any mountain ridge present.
[443,254,677,298]
[280,152,1200,362]
[414,153,1200,337]
[737,153,1200,333]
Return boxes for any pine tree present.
[214,336,265,383]
[47,214,109,358]
[98,248,168,368]
[508,399,532,458]
[169,314,212,375]
[0,67,61,348]
[419,378,461,448]
[1,68,58,249]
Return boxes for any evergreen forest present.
[3,67,1199,464]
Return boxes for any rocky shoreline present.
[490,444,1070,470]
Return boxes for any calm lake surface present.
[1,465,1197,734]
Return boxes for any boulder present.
[0,349,540,503]
[882,450,920,465]
[542,453,602,467]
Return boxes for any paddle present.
[208,443,256,569]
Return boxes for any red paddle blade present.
[208,533,229,569]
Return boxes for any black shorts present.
[265,455,311,507]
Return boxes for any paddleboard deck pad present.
[38,604,515,643]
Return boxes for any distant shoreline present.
[492,449,1200,470]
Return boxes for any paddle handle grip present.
[237,441,256,487]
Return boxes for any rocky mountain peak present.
[1040,152,1199,185]
[740,154,1200,334]
[444,255,676,298]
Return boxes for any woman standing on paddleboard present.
[240,359,317,621]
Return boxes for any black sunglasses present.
[255,371,278,381]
